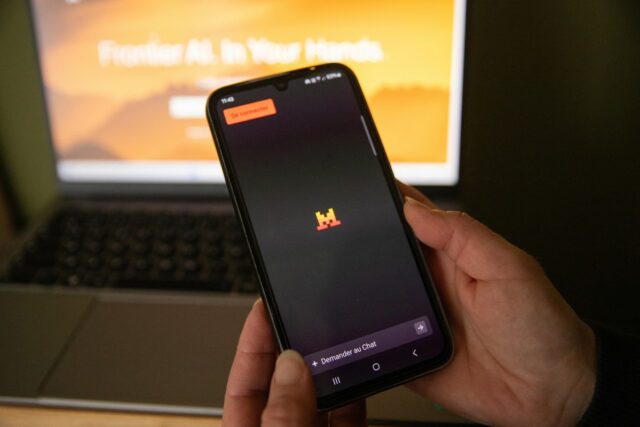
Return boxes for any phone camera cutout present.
[275,80,288,91]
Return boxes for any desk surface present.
[0,405,222,427]
[0,405,415,426]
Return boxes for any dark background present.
[458,2,640,334]
[1,1,638,333]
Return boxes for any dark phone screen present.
[213,67,446,397]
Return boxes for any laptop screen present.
[30,0,466,186]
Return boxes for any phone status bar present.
[304,71,343,86]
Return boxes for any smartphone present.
[206,63,453,410]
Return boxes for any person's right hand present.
[399,183,596,426]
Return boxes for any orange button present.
[223,98,277,125]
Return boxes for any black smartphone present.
[206,63,453,410]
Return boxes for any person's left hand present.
[223,299,366,427]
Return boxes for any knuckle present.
[451,210,476,225]
[517,249,545,272]
[450,210,478,236]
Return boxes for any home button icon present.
[372,362,381,372]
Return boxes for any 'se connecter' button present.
[223,98,276,125]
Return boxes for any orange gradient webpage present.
[31,0,457,166]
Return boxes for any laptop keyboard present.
[1,207,259,293]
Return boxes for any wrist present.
[555,322,596,426]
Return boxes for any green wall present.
[0,0,57,224]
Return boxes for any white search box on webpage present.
[168,96,208,119]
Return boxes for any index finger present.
[223,299,278,427]
[396,180,438,209]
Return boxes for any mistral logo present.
[315,208,342,231]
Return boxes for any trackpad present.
[0,290,93,397]
[41,297,252,409]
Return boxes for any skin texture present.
[223,184,596,427]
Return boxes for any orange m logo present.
[315,208,342,231]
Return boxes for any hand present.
[398,182,596,426]
[222,299,366,427]
[223,181,596,427]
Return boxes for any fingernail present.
[405,196,426,207]
[405,196,443,213]
[274,350,304,385]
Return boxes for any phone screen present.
[209,65,450,403]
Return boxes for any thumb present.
[261,350,317,427]
[404,197,534,281]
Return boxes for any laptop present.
[0,0,468,423]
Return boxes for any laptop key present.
[33,269,56,284]
[239,280,259,293]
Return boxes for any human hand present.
[223,182,596,427]
[222,299,366,427]
[398,182,596,426]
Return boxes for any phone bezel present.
[206,63,453,411]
